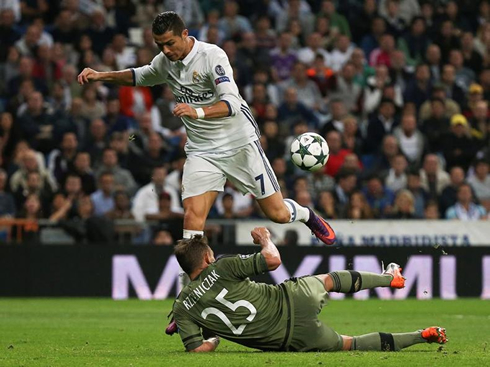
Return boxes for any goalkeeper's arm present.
[188,337,220,353]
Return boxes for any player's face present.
[153,29,189,62]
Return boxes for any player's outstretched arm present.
[77,68,134,86]
[188,337,220,353]
[251,227,281,271]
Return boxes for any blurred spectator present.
[71,151,96,195]
[90,171,115,216]
[449,49,475,92]
[461,32,483,76]
[318,0,351,38]
[105,190,134,220]
[218,0,252,39]
[440,166,467,216]
[388,189,417,219]
[316,190,337,219]
[418,84,461,121]
[362,175,395,218]
[215,184,253,219]
[403,63,431,112]
[446,183,486,220]
[393,113,426,165]
[420,154,450,200]
[398,16,429,67]
[350,0,378,44]
[0,9,21,61]
[9,148,56,193]
[469,100,490,145]
[369,134,400,176]
[361,16,387,58]
[439,64,466,108]
[279,229,299,246]
[15,24,51,58]
[47,132,78,184]
[424,200,440,220]
[17,91,60,154]
[340,115,363,156]
[254,15,276,50]
[379,0,420,25]
[467,159,490,211]
[131,166,182,222]
[369,33,395,68]
[215,192,237,219]
[345,190,373,220]
[95,148,137,195]
[0,168,15,217]
[282,62,323,112]
[364,98,398,155]
[277,88,318,132]
[407,169,428,219]
[324,130,351,178]
[270,31,298,82]
[434,20,461,62]
[442,114,477,171]
[102,0,133,36]
[198,10,225,44]
[261,121,285,161]
[333,169,357,217]
[86,8,115,57]
[80,85,106,121]
[425,44,442,82]
[50,9,79,45]
[86,118,108,166]
[363,65,393,116]
[275,0,314,37]
[307,168,335,203]
[320,99,347,136]
[385,154,408,193]
[421,98,450,153]
[305,54,335,98]
[133,0,164,28]
[128,132,169,185]
[298,32,330,66]
[0,111,21,168]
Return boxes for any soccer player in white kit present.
[78,12,334,246]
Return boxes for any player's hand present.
[251,227,271,245]
[77,68,99,85]
[173,103,198,119]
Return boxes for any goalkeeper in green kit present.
[170,227,447,353]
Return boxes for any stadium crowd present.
[1,0,490,244]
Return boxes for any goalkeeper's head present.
[174,235,215,277]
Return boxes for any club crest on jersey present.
[192,71,201,83]
[215,65,226,76]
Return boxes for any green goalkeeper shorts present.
[285,276,343,352]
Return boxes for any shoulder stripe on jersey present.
[253,141,280,192]
[182,333,202,343]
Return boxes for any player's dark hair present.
[152,11,186,36]
[174,235,211,275]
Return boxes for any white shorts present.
[181,140,280,200]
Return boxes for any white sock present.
[283,199,310,223]
[183,229,204,239]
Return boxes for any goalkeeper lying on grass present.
[167,227,447,352]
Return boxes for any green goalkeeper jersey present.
[173,253,293,351]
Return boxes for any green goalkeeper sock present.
[328,271,392,293]
[351,332,425,351]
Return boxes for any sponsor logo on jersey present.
[192,71,201,83]
[175,85,215,104]
[214,76,230,85]
[215,65,226,76]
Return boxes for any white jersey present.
[132,37,259,154]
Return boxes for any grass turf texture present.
[1,299,489,367]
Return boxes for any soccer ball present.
[290,132,330,171]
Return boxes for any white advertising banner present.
[235,220,490,246]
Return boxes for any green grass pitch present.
[1,299,489,366]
